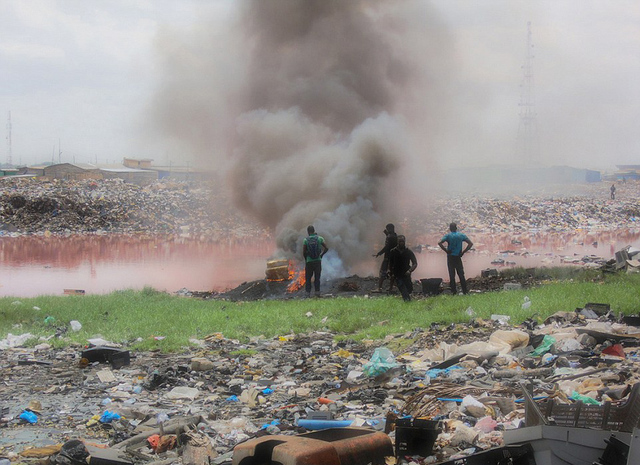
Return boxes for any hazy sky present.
[1,0,639,171]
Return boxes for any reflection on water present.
[1,229,639,297]
[0,234,275,297]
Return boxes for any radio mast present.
[6,111,12,166]
[516,22,540,166]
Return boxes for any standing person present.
[438,223,473,295]
[303,225,328,298]
[610,183,616,200]
[388,235,418,302]
[373,223,398,293]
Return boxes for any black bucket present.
[395,418,441,458]
[420,278,443,296]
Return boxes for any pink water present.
[1,229,638,297]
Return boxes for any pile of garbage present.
[3,178,639,242]
[0,178,267,239]
[2,303,640,464]
[404,181,640,235]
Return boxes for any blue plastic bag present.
[99,410,121,423]
[363,347,399,377]
[19,410,38,424]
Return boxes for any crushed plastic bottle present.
[70,320,82,331]
[521,296,531,310]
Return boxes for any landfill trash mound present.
[2,178,639,241]
[0,178,268,239]
[403,180,640,235]
[2,305,640,465]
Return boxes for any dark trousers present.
[395,275,413,302]
[447,255,468,294]
[305,260,322,293]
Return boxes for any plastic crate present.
[534,383,640,432]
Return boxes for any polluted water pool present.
[1,228,638,297]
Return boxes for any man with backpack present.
[303,225,329,297]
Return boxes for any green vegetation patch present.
[0,272,639,352]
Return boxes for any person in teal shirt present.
[438,222,473,295]
[303,225,328,297]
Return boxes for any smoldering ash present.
[151,0,428,278]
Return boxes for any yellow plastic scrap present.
[332,348,355,358]
[19,444,62,458]
[86,414,101,427]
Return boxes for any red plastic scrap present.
[602,344,626,358]
[147,434,160,450]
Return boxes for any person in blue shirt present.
[438,222,473,295]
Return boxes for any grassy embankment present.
[1,268,639,352]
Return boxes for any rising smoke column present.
[149,0,446,277]
[228,0,420,276]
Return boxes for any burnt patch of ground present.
[210,273,548,301]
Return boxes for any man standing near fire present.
[373,223,398,293]
[303,225,328,298]
[438,222,473,295]
[389,235,417,302]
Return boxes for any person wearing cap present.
[373,223,398,293]
[438,222,473,295]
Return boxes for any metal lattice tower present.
[516,22,540,166]
[5,111,11,166]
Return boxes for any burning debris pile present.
[0,178,266,239]
[2,304,640,464]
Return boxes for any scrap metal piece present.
[232,427,393,465]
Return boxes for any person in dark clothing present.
[302,225,328,297]
[388,235,418,302]
[373,223,398,292]
[611,183,616,200]
[438,222,473,295]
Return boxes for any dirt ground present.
[200,270,556,302]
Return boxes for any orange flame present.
[287,261,306,292]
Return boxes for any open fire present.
[265,259,306,292]
[287,266,305,292]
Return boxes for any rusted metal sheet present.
[232,427,393,465]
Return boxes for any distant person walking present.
[389,235,417,302]
[610,183,616,200]
[373,223,398,293]
[303,225,328,298]
[438,223,473,295]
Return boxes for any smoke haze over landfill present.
[3,1,640,273]
[3,1,640,171]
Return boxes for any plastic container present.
[395,418,441,458]
[297,419,353,430]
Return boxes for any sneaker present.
[305,292,311,299]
